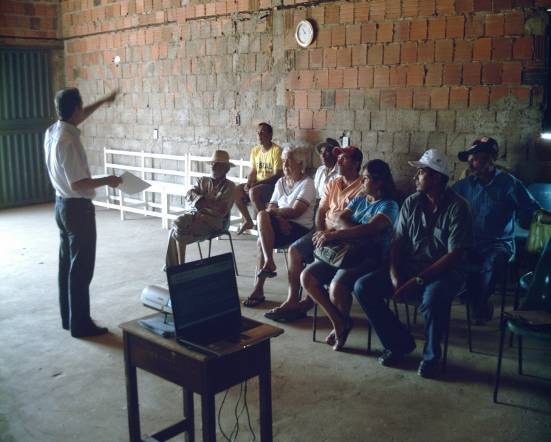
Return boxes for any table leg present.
[123,333,141,442]
[201,393,216,442]
[259,345,273,442]
[183,388,195,442]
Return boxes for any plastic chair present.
[493,236,551,403]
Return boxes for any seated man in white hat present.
[165,150,236,267]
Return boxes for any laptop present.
[166,253,282,357]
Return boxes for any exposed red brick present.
[418,0,436,16]
[314,69,329,88]
[352,45,367,65]
[316,28,332,48]
[343,67,358,88]
[298,70,315,89]
[447,16,465,39]
[493,38,512,61]
[370,0,385,20]
[361,23,377,43]
[418,41,435,63]
[482,63,503,84]
[511,86,531,103]
[450,87,469,108]
[435,40,453,62]
[473,38,492,61]
[324,48,337,67]
[395,21,410,41]
[332,25,346,46]
[485,15,504,37]
[308,90,322,109]
[336,89,350,107]
[328,69,344,88]
[465,15,484,38]
[437,0,455,14]
[455,0,474,12]
[463,63,481,85]
[368,44,383,65]
[413,88,430,109]
[386,0,401,19]
[490,86,509,104]
[402,42,418,63]
[513,36,533,60]
[443,64,462,85]
[287,109,299,129]
[428,18,446,40]
[469,86,489,107]
[403,0,418,17]
[473,0,492,11]
[340,3,354,23]
[358,66,374,87]
[431,87,450,109]
[296,51,309,70]
[337,48,352,67]
[407,64,425,86]
[299,109,314,129]
[325,4,340,24]
[384,43,401,65]
[493,0,513,11]
[374,66,390,87]
[355,3,370,23]
[381,89,397,108]
[426,64,443,86]
[502,62,521,84]
[346,25,362,45]
[313,110,327,129]
[295,90,308,108]
[410,20,427,41]
[455,40,472,62]
[390,65,408,86]
[310,49,323,68]
[378,22,394,42]
[505,12,524,35]
[396,88,414,108]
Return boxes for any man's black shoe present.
[378,349,405,367]
[417,360,440,379]
[71,322,109,338]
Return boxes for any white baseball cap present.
[408,149,450,177]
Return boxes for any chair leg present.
[312,303,318,342]
[518,335,523,375]
[197,242,203,260]
[405,304,411,332]
[493,318,507,403]
[283,250,289,271]
[367,323,372,354]
[466,303,473,353]
[500,263,508,323]
[393,300,400,320]
[442,301,452,374]
[413,305,418,324]
[208,239,212,257]
[227,233,239,276]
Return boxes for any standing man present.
[44,88,121,338]
[452,137,542,324]
[234,122,283,234]
[165,150,236,267]
[353,149,472,378]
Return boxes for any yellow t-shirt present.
[250,144,283,181]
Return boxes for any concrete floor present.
[1,203,550,442]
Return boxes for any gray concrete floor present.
[1,203,550,442]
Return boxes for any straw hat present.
[209,150,235,167]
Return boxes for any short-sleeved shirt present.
[347,197,400,255]
[314,164,338,199]
[394,188,472,271]
[44,120,95,199]
[452,169,540,253]
[319,176,364,228]
[270,176,316,229]
[250,143,283,181]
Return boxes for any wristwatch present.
[415,276,425,286]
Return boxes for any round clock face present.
[295,20,315,48]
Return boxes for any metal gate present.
[0,46,55,208]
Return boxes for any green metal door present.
[0,46,55,208]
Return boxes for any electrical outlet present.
[342,136,349,147]
[153,129,158,140]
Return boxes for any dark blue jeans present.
[55,197,96,333]
[466,244,511,319]
[353,268,463,363]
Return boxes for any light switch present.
[153,129,158,140]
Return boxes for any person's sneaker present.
[417,360,440,379]
[71,321,109,338]
[378,349,406,367]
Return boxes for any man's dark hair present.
[55,88,83,120]
[363,159,397,200]
[258,122,273,136]
[426,167,449,187]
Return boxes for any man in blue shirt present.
[452,137,542,324]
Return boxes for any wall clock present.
[295,19,315,48]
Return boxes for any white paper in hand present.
[118,172,151,195]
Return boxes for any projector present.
[141,285,172,314]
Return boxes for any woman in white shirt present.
[243,147,316,307]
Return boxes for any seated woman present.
[301,159,399,350]
[243,147,316,307]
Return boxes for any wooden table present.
[120,315,283,442]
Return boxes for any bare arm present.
[330,212,391,241]
[267,199,308,219]
[389,237,407,290]
[315,204,328,231]
[73,90,119,126]
[71,175,121,192]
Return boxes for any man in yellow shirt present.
[235,122,283,234]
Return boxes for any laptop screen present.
[167,253,241,343]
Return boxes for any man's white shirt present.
[44,120,95,199]
[314,164,338,199]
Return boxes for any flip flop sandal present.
[243,296,266,308]
[257,269,277,279]
[265,309,306,323]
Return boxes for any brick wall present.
[59,0,551,188]
[0,0,59,40]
